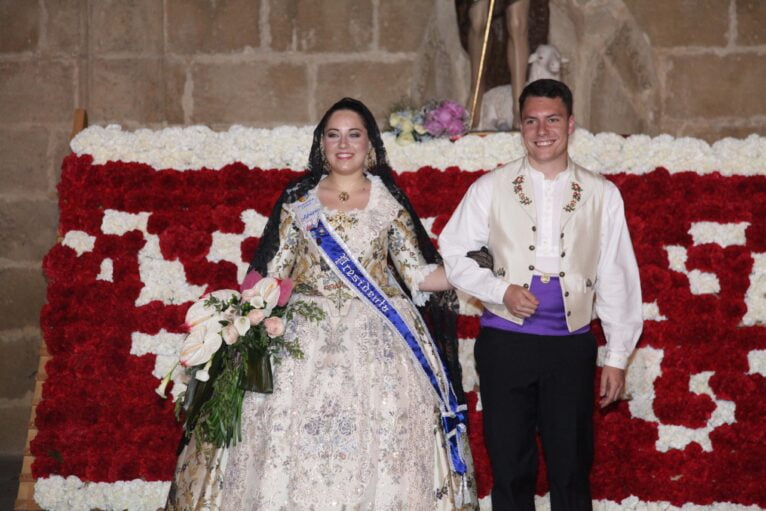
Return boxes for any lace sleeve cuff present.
[408,263,438,306]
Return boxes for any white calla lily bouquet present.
[157,271,324,447]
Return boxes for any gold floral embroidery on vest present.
[326,211,360,234]
[512,175,532,205]
[563,181,583,212]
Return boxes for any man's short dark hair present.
[519,79,573,117]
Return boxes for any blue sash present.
[291,195,469,476]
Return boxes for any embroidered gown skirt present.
[166,177,476,510]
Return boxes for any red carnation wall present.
[33,155,766,507]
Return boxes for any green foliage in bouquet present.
[157,276,324,448]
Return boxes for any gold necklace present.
[324,178,368,202]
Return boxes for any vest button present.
[564,291,570,297]
[567,310,572,317]
[560,233,564,239]
[529,245,535,251]
[531,226,537,232]
[559,271,565,277]
[529,265,535,271]
[523,283,529,289]
[560,252,566,257]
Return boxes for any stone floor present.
[0,454,22,510]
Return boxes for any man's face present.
[520,96,575,173]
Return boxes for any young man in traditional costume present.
[439,79,643,511]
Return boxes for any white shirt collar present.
[525,158,573,184]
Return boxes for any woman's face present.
[322,109,371,177]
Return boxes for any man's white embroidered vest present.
[484,157,607,332]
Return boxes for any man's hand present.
[503,284,539,318]
[599,365,625,408]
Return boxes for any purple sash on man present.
[480,276,591,336]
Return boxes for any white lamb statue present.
[477,44,567,131]
[527,44,568,83]
[478,84,514,131]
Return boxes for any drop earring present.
[365,149,376,172]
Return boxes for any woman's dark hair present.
[249,97,465,402]
[250,97,440,272]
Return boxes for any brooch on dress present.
[513,175,532,205]
[563,181,583,212]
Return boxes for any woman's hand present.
[418,265,453,292]
[466,246,493,269]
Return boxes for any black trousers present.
[475,327,597,511]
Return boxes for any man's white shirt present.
[439,161,643,369]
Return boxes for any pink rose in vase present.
[247,309,266,326]
[263,317,285,338]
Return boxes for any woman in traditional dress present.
[166,98,477,510]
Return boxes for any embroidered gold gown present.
[166,176,476,510]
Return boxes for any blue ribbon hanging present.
[308,216,468,476]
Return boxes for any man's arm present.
[595,182,644,407]
[438,173,509,305]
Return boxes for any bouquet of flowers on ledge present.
[156,271,324,448]
[388,99,469,145]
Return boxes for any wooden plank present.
[18,472,35,483]
[70,108,87,140]
[37,355,51,381]
[31,380,44,405]
[16,480,35,498]
[17,456,38,511]
[20,455,34,476]
[14,501,41,511]
[14,489,42,511]
[14,494,42,511]
[27,407,37,428]
[24,429,37,455]
[17,337,50,511]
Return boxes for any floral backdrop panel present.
[31,127,766,511]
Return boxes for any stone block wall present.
[0,0,764,463]
[638,0,766,140]
[551,0,766,139]
[0,0,450,460]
